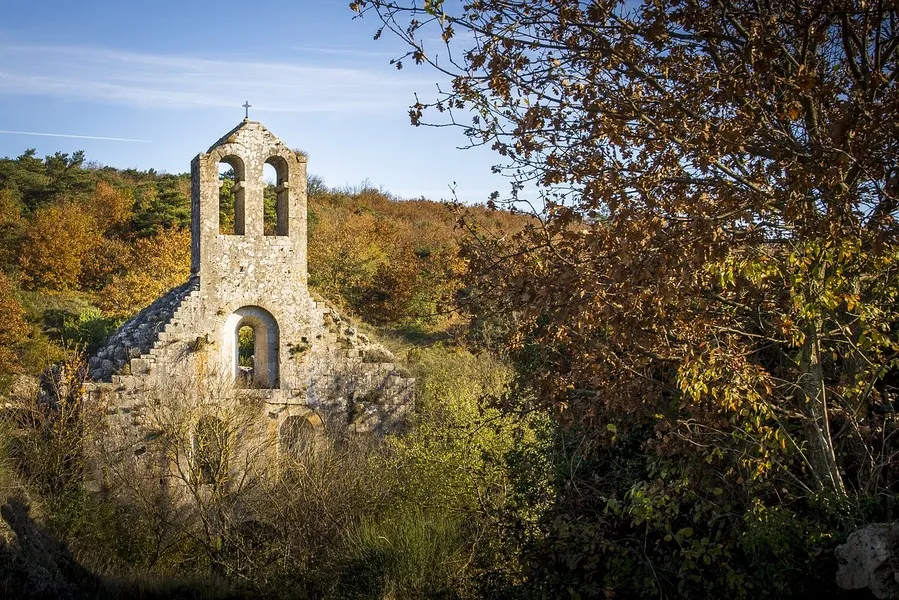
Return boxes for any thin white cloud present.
[289,45,394,58]
[0,43,435,114]
[0,130,151,142]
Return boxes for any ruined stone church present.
[85,120,414,460]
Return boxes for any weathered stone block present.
[130,359,150,375]
[837,523,899,599]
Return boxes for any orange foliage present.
[98,226,191,317]
[19,201,101,290]
[308,189,487,327]
[87,181,133,233]
[80,237,131,291]
[0,272,29,376]
[310,209,388,307]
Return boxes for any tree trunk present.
[799,322,848,499]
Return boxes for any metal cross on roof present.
[242,101,252,119]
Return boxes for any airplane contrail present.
[0,130,151,143]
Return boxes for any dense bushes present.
[0,344,532,599]
[350,0,899,594]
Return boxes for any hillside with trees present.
[0,147,536,599]
[0,152,194,380]
[0,150,520,386]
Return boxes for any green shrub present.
[333,507,467,599]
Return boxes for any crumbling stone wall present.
[86,292,412,438]
[86,120,414,468]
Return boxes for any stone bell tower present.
[191,119,308,283]
[190,119,312,390]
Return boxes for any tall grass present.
[334,507,468,599]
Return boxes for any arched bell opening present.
[264,155,289,236]
[218,155,246,235]
[223,306,280,389]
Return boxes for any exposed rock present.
[5,375,38,402]
[836,522,899,598]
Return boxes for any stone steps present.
[133,290,201,373]
[92,287,200,382]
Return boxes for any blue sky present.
[0,0,503,201]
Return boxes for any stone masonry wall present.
[87,288,413,440]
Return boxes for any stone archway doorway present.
[223,306,280,389]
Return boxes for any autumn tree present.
[98,226,191,317]
[309,206,390,309]
[0,272,29,383]
[354,0,899,594]
[18,201,101,290]
[87,180,134,235]
[308,190,469,327]
[364,228,465,326]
